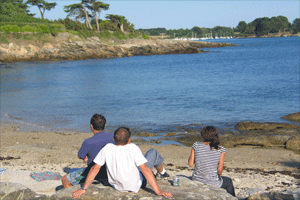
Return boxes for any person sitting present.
[72,127,173,199]
[188,126,235,196]
[61,114,114,188]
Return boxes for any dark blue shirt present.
[78,131,115,166]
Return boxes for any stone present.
[286,136,300,151]
[282,112,300,123]
[0,178,238,200]
[235,121,299,131]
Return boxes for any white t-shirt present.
[93,143,147,193]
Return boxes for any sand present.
[0,122,299,198]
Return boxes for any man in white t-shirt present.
[72,127,173,199]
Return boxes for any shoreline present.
[1,121,300,199]
[0,35,237,64]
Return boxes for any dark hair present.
[90,114,106,131]
[114,127,131,145]
[200,126,220,150]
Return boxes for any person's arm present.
[188,148,195,167]
[139,164,173,198]
[72,164,102,199]
[218,152,225,176]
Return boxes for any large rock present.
[235,121,299,131]
[282,112,300,123]
[0,178,237,200]
[50,177,237,200]
[286,136,300,151]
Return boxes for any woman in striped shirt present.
[188,126,235,196]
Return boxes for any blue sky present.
[29,1,300,29]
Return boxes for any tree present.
[85,1,109,31]
[64,3,93,30]
[237,21,247,33]
[26,0,56,19]
[106,14,126,32]
[292,18,300,33]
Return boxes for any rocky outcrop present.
[235,121,299,131]
[0,177,237,200]
[0,33,237,63]
[282,112,300,123]
[174,122,300,151]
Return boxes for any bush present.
[113,30,126,39]
[21,25,37,32]
[142,33,150,39]
[99,30,112,39]
[37,24,50,33]
[49,24,65,36]
[1,25,21,33]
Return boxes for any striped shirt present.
[191,142,226,187]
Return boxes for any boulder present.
[235,121,299,131]
[282,112,300,123]
[51,176,237,200]
[0,177,238,200]
[286,136,300,151]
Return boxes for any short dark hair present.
[114,127,131,145]
[90,114,106,131]
[200,126,220,150]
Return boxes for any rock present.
[50,177,237,200]
[286,136,300,151]
[235,121,299,131]
[0,37,237,63]
[246,191,295,200]
[0,183,48,200]
[282,112,300,123]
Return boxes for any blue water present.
[1,37,299,134]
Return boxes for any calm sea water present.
[1,37,299,134]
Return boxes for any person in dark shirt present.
[61,114,114,188]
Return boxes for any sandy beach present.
[0,122,299,199]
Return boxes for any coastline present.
[1,121,299,199]
[0,34,237,64]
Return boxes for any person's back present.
[192,141,225,187]
[95,143,146,192]
[79,131,114,180]
[188,126,235,196]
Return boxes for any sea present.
[1,37,299,140]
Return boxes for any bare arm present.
[218,152,225,176]
[139,164,173,198]
[72,164,102,199]
[188,148,195,167]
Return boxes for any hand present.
[72,189,86,199]
[157,191,173,198]
[83,156,88,163]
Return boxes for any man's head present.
[90,114,106,131]
[114,127,131,145]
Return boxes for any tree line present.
[236,16,300,36]
[0,0,135,34]
[139,16,300,38]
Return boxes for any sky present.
[29,1,300,30]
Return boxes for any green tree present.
[292,18,300,33]
[191,26,203,37]
[105,14,126,32]
[64,3,93,30]
[237,21,247,33]
[26,0,56,19]
[85,1,109,31]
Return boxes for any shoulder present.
[218,146,226,153]
[192,141,204,149]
